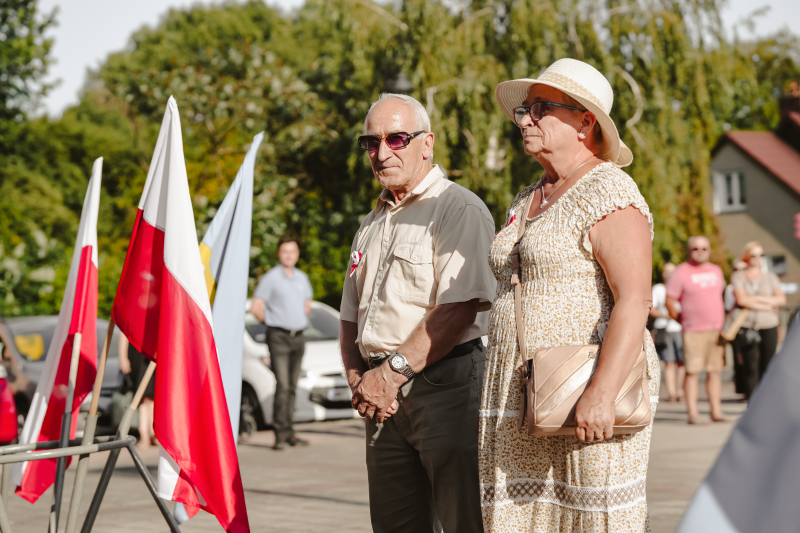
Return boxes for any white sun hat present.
[495,58,633,167]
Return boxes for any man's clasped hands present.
[349,362,405,423]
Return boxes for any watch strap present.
[390,352,416,380]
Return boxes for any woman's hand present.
[574,388,615,443]
[119,358,131,374]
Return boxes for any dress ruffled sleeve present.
[573,166,654,256]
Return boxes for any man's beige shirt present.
[341,165,497,360]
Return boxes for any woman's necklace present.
[538,156,597,208]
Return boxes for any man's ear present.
[422,132,435,160]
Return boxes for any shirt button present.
[412,255,418,260]
[366,325,372,331]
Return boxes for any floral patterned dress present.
[479,163,661,533]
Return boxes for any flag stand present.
[0,318,179,533]
[49,331,84,533]
[78,360,176,533]
[64,318,114,533]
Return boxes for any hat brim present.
[495,78,633,168]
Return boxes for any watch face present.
[390,355,404,369]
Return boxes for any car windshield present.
[12,327,52,362]
[305,308,339,341]
[7,319,118,362]
[244,305,340,343]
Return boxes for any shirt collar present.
[377,165,443,209]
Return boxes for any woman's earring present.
[578,132,587,139]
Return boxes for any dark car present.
[0,317,122,428]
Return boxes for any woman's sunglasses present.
[358,130,425,152]
[513,101,586,125]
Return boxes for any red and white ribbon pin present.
[495,214,517,238]
[349,251,364,277]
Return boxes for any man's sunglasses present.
[358,131,425,152]
[513,101,586,125]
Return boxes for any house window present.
[713,171,746,213]
[766,255,787,276]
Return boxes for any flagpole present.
[49,330,84,533]
[64,319,115,533]
[79,360,160,533]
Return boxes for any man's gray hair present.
[364,93,431,133]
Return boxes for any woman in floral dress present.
[480,59,660,532]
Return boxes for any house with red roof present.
[711,92,800,303]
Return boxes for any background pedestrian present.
[251,236,314,450]
[731,241,785,399]
[725,260,748,397]
[118,333,156,449]
[666,236,733,424]
[652,262,685,402]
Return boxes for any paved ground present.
[1,379,746,532]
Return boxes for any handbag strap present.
[511,192,536,361]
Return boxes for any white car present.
[239,301,358,437]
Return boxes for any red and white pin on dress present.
[495,214,517,238]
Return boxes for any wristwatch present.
[388,352,416,380]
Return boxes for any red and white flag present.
[111,97,249,533]
[11,158,102,501]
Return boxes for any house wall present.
[711,143,800,274]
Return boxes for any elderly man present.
[340,93,496,533]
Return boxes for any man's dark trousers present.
[365,340,486,533]
[267,327,305,441]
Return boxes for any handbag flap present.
[532,345,599,392]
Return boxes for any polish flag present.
[111,97,249,533]
[11,158,102,501]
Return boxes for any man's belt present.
[267,326,305,338]
[365,338,482,370]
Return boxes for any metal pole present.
[0,436,112,456]
[51,331,83,533]
[126,444,180,533]
[80,361,155,533]
[65,319,114,533]
[1,463,10,505]
[0,438,133,465]
[64,414,96,533]
[0,480,12,533]
[78,447,120,533]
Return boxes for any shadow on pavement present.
[245,488,369,507]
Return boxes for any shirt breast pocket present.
[389,243,436,305]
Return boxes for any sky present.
[37,0,800,117]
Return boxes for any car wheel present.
[239,386,260,441]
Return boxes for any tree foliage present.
[1,0,799,316]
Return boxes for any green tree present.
[1,0,798,317]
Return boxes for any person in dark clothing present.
[251,237,313,450]
[118,333,156,448]
[731,241,785,399]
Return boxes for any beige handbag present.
[721,308,749,342]
[510,193,651,437]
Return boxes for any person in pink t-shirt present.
[666,236,734,424]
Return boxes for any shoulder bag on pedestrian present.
[510,193,651,437]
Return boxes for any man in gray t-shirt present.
[252,236,314,449]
